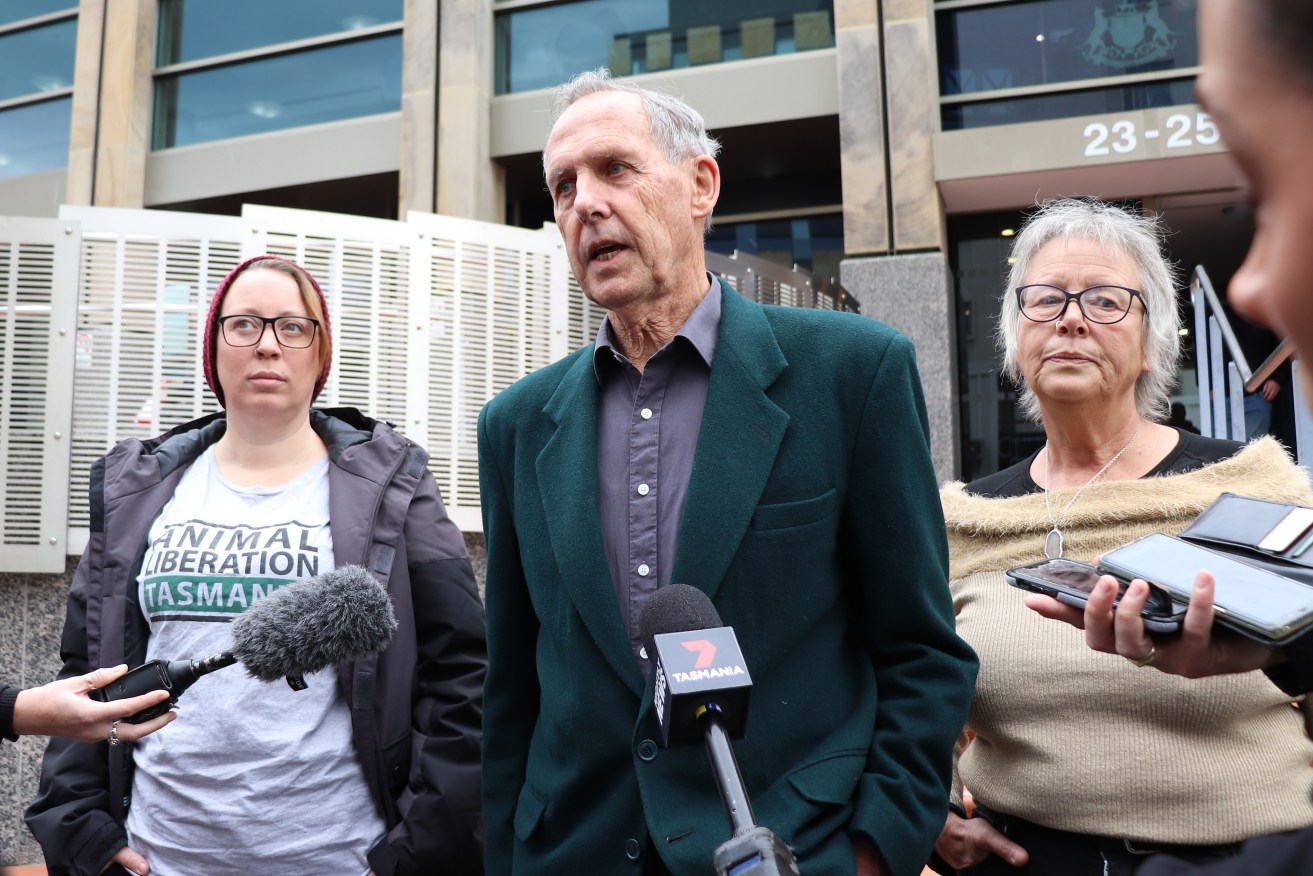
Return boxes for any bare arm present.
[13,665,175,742]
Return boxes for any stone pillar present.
[841,252,958,481]
[89,0,155,207]
[835,0,887,255]
[400,0,439,216]
[836,1,957,479]
[65,0,106,206]
[437,0,502,221]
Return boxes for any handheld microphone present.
[639,585,800,876]
[90,565,397,723]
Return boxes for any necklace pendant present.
[1045,528,1064,559]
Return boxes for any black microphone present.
[639,585,800,876]
[90,565,397,723]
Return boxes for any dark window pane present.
[495,0,834,95]
[0,97,71,179]
[157,0,403,65]
[153,35,402,148]
[0,0,74,28]
[0,19,76,102]
[706,213,843,277]
[942,78,1197,130]
[938,0,1198,96]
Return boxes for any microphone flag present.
[651,625,752,747]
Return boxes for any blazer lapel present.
[672,286,789,602]
[536,353,644,694]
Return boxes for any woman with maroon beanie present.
[28,256,486,876]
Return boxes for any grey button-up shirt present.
[593,277,721,655]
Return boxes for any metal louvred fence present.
[0,204,843,571]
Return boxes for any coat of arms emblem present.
[1083,0,1176,69]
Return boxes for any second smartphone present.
[1006,557,1185,633]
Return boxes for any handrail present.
[1191,265,1253,382]
[1192,265,1296,393]
[1246,338,1294,394]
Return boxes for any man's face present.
[543,91,717,312]
[1198,0,1313,403]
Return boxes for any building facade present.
[2,0,1251,484]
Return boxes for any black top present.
[965,428,1243,499]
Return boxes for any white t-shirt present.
[124,446,386,876]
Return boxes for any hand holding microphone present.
[11,665,176,743]
[639,584,800,876]
[91,565,398,723]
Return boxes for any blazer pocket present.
[514,783,547,841]
[785,749,866,805]
[751,488,837,532]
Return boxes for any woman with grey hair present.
[932,198,1313,874]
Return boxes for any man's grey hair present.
[998,197,1181,423]
[546,68,721,168]
[545,70,721,232]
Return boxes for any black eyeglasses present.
[218,314,320,348]
[1016,284,1145,325]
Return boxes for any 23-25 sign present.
[1083,112,1220,157]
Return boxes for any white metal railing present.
[1191,265,1312,464]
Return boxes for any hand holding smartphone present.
[1099,533,1313,645]
[1006,557,1185,633]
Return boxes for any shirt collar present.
[592,274,722,382]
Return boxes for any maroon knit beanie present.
[202,254,332,407]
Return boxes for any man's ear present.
[690,155,720,222]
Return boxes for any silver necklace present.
[1042,422,1141,559]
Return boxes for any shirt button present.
[639,646,648,660]
[625,838,642,860]
[637,739,658,761]
[640,408,653,420]
[637,483,650,496]
[637,564,650,576]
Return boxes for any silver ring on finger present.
[108,719,120,747]
[1132,645,1158,668]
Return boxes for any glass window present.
[153,34,402,148]
[0,0,75,28]
[157,0,403,65]
[0,97,72,180]
[496,0,834,95]
[706,213,844,279]
[942,77,1196,130]
[0,18,77,102]
[938,0,1198,97]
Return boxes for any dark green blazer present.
[478,282,977,875]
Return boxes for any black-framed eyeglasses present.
[218,314,320,348]
[1016,284,1145,325]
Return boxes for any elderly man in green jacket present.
[478,68,977,876]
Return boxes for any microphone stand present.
[698,704,800,876]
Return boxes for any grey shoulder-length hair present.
[998,197,1181,423]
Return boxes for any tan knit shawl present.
[941,437,1313,844]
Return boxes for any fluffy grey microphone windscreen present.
[231,564,398,682]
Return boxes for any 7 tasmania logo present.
[670,637,745,684]
[681,639,716,668]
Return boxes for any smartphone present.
[1005,557,1185,633]
[1100,533,1313,645]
